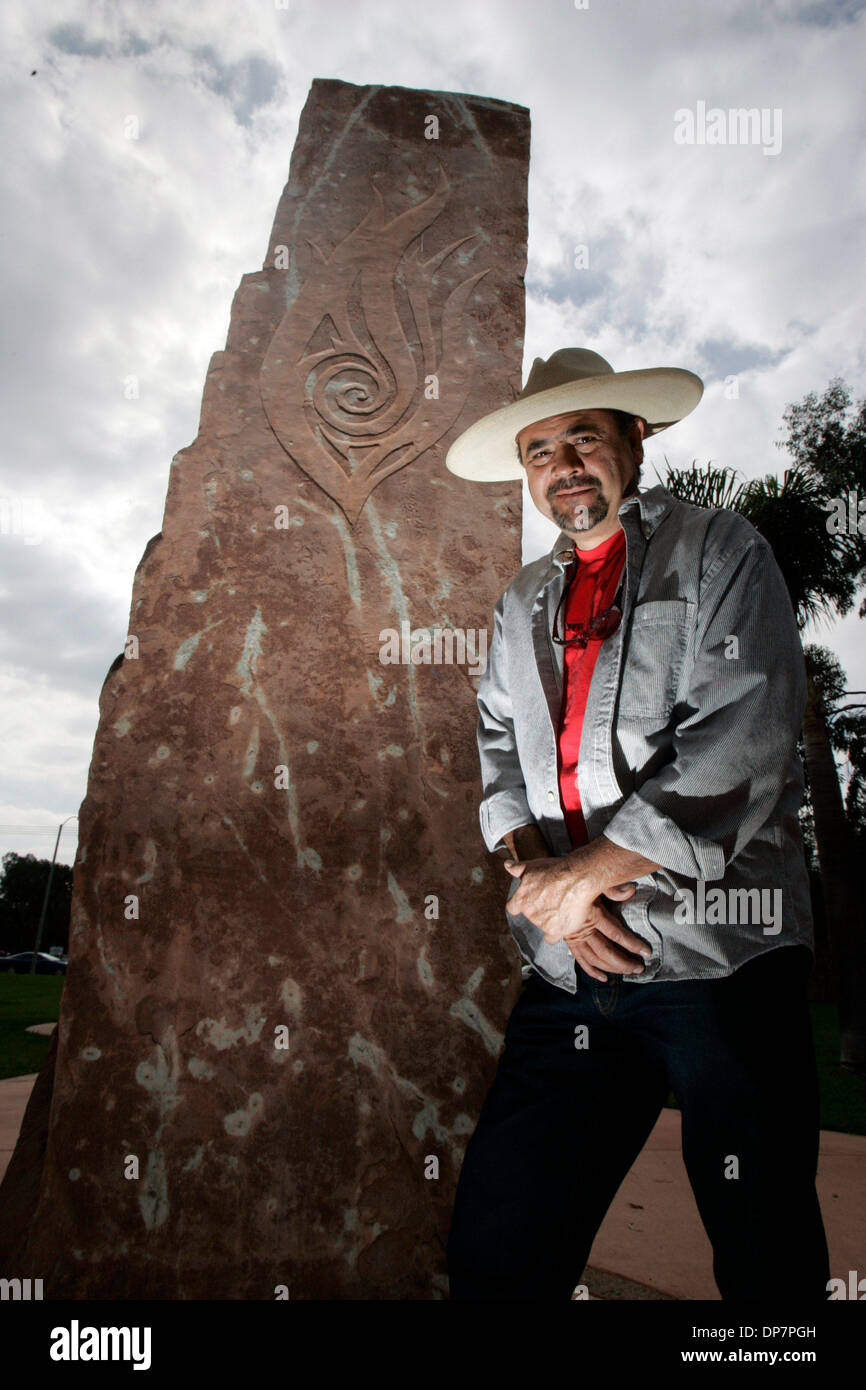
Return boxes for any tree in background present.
[658,377,866,1073]
[0,852,72,956]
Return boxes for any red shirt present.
[556,527,626,847]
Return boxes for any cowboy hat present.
[445,347,704,482]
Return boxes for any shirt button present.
[547,790,556,802]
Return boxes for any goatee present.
[550,486,609,532]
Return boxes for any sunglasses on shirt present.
[552,603,622,648]
[551,555,623,648]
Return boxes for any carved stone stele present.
[0,78,529,1299]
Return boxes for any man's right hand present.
[560,881,650,981]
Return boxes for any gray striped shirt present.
[477,484,814,989]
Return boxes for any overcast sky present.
[2,0,864,871]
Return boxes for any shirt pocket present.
[617,599,694,722]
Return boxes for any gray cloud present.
[47,22,111,57]
[191,47,282,126]
[47,21,152,58]
[0,538,126,695]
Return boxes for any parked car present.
[0,951,67,975]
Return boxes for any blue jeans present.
[446,945,830,1300]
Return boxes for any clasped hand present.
[503,853,652,982]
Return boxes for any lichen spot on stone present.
[280,977,302,1019]
[379,744,403,759]
[223,1093,263,1136]
[113,717,131,737]
[80,1046,101,1062]
[417,946,434,988]
[196,1006,267,1051]
[188,1057,214,1080]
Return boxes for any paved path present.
[1,1073,862,1298]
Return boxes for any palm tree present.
[655,456,866,1073]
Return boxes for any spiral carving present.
[305,352,400,438]
[260,166,489,525]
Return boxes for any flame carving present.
[259,166,489,524]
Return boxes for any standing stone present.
[0,79,529,1298]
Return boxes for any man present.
[443,348,830,1301]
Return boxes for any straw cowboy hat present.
[445,347,704,482]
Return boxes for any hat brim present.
[445,367,704,481]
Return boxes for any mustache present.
[549,476,599,497]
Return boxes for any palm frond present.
[657,459,860,629]
[656,458,749,512]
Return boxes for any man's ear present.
[629,417,646,459]
[629,418,646,486]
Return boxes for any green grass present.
[0,973,64,1080]
[809,1004,866,1136]
[2,977,865,1134]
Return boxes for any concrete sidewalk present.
[583,1107,864,1299]
[1,1071,862,1299]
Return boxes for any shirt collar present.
[550,484,674,568]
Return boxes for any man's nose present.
[549,439,584,477]
[549,437,580,468]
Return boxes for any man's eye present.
[528,433,597,461]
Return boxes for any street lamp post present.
[30,815,77,975]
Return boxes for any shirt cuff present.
[602,793,727,881]
[479,789,534,856]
